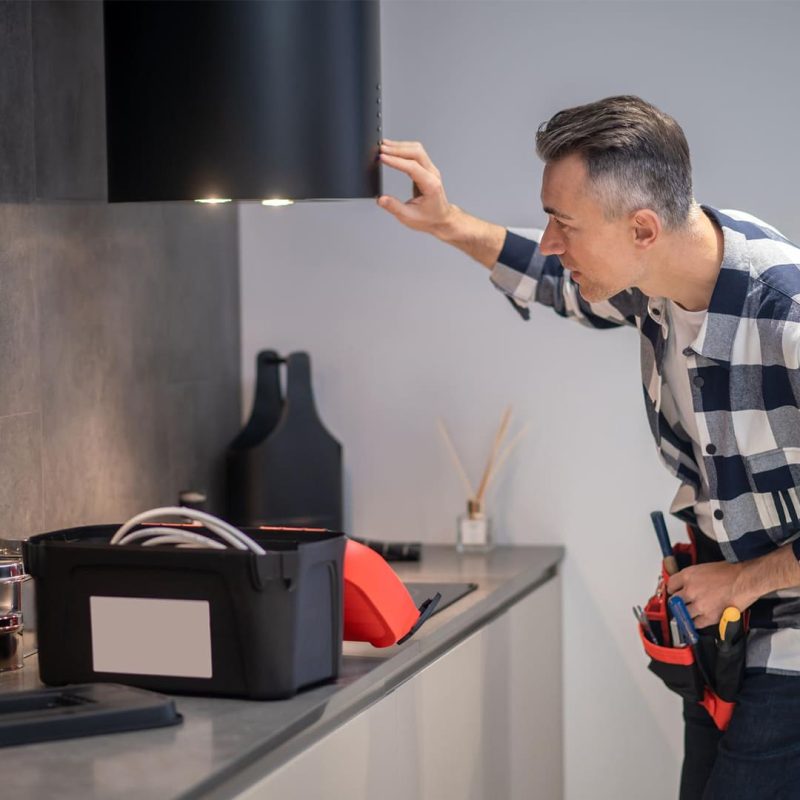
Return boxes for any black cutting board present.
[227,351,342,529]
[0,684,181,747]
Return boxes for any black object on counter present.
[397,593,442,645]
[226,351,343,531]
[404,582,478,615]
[24,525,345,700]
[350,537,422,562]
[0,684,182,748]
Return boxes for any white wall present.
[238,3,800,798]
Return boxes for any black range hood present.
[103,0,382,203]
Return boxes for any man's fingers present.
[379,153,440,194]
[380,140,440,176]
[381,138,428,153]
[376,194,420,225]
[376,194,403,217]
[667,572,685,594]
[376,141,450,234]
[692,609,718,629]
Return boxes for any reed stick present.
[481,422,531,496]
[437,419,475,499]
[475,405,512,504]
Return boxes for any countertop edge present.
[184,547,563,800]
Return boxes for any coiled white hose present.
[110,507,266,555]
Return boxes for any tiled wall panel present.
[0,1,241,535]
[0,1,34,201]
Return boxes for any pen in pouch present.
[668,595,713,686]
[637,605,660,643]
[634,606,658,644]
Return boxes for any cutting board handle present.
[229,350,283,450]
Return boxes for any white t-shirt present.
[661,300,714,539]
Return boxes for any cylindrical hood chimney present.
[103,0,382,203]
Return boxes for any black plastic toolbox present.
[23,525,345,699]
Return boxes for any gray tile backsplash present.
[0,412,43,539]
[1,200,241,536]
[0,1,34,202]
[162,204,241,386]
[31,0,107,200]
[0,205,39,416]
[166,380,241,516]
[0,1,242,536]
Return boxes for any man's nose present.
[539,220,565,256]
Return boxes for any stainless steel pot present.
[0,612,23,671]
[0,558,27,671]
[0,559,24,613]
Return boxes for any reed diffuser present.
[438,406,529,553]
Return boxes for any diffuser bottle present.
[457,499,492,553]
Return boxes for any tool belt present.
[637,527,748,731]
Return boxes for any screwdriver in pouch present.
[668,595,698,645]
[668,595,714,687]
[718,606,742,652]
[650,511,679,575]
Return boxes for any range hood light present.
[194,198,232,204]
[261,199,294,207]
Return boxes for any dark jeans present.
[680,672,800,799]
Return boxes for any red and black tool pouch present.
[637,533,747,731]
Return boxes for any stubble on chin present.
[576,280,614,304]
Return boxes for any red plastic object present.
[700,687,736,731]
[343,539,421,647]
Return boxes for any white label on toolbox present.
[90,596,212,678]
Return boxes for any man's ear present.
[631,209,661,249]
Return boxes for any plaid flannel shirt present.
[491,205,800,674]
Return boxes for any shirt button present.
[683,347,693,357]
[714,509,724,521]
[706,444,717,455]
[652,308,661,316]
[693,376,704,388]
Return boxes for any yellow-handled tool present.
[719,606,742,651]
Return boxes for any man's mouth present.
[559,258,580,279]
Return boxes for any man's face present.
[539,153,646,303]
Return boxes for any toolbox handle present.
[249,549,300,590]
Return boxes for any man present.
[377,96,800,799]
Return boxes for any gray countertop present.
[0,544,563,800]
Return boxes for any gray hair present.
[535,96,693,230]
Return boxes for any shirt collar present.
[673,205,751,367]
